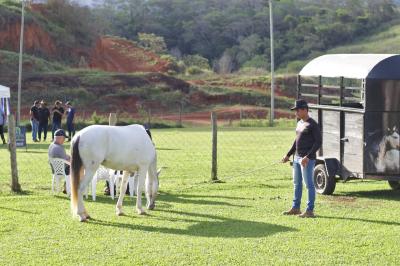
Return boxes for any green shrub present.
[91,111,102,124]
[183,54,210,69]
[186,66,204,75]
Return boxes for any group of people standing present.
[30,100,75,142]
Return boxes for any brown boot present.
[282,208,301,215]
[299,210,316,218]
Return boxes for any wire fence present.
[0,112,296,194]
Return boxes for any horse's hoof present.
[79,216,87,222]
[147,203,155,210]
[116,210,124,216]
[85,215,91,220]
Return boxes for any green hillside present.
[282,22,400,73]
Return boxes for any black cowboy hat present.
[290,99,309,110]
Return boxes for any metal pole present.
[17,0,26,126]
[269,0,275,126]
[211,112,218,181]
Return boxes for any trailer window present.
[298,76,364,109]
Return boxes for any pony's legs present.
[77,167,96,221]
[116,171,130,216]
[136,168,147,215]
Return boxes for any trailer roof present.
[299,54,400,79]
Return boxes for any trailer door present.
[342,113,364,176]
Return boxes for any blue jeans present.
[30,119,39,141]
[52,121,61,140]
[292,155,316,211]
[67,121,75,140]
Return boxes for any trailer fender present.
[316,158,340,178]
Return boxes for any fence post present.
[109,113,117,126]
[211,112,218,181]
[178,102,183,127]
[147,108,151,126]
[8,114,21,192]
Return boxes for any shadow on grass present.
[0,190,35,196]
[156,147,181,151]
[90,209,296,238]
[0,206,38,214]
[319,215,400,226]
[64,191,249,208]
[337,190,400,201]
[157,192,248,207]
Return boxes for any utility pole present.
[17,0,26,126]
[269,0,275,126]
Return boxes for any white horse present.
[375,126,399,173]
[70,124,160,222]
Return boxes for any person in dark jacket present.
[51,100,64,141]
[30,100,40,142]
[38,100,50,142]
[281,99,322,218]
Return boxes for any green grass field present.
[0,128,399,265]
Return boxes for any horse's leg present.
[145,172,153,210]
[77,166,96,222]
[136,167,147,215]
[146,165,157,210]
[116,171,130,216]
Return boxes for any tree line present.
[6,0,398,72]
[88,0,398,72]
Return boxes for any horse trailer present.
[298,54,400,194]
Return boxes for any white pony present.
[70,124,160,222]
[375,126,399,173]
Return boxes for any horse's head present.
[147,167,161,210]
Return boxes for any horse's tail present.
[70,136,82,215]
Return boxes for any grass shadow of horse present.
[71,191,250,209]
[89,209,296,238]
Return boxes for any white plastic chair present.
[91,166,115,201]
[49,158,71,196]
[113,170,138,198]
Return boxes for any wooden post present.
[147,108,151,126]
[109,113,117,126]
[8,115,21,192]
[211,112,218,181]
[178,102,183,127]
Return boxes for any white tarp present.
[299,54,398,79]
[0,85,10,98]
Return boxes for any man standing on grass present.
[51,100,64,141]
[30,100,40,142]
[65,101,75,142]
[281,99,321,218]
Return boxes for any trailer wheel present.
[313,164,336,195]
[388,181,400,190]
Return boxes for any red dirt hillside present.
[0,3,171,73]
[89,36,171,73]
[0,22,57,57]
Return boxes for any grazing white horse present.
[375,126,399,173]
[70,124,160,222]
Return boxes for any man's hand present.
[300,156,309,167]
[281,156,290,163]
